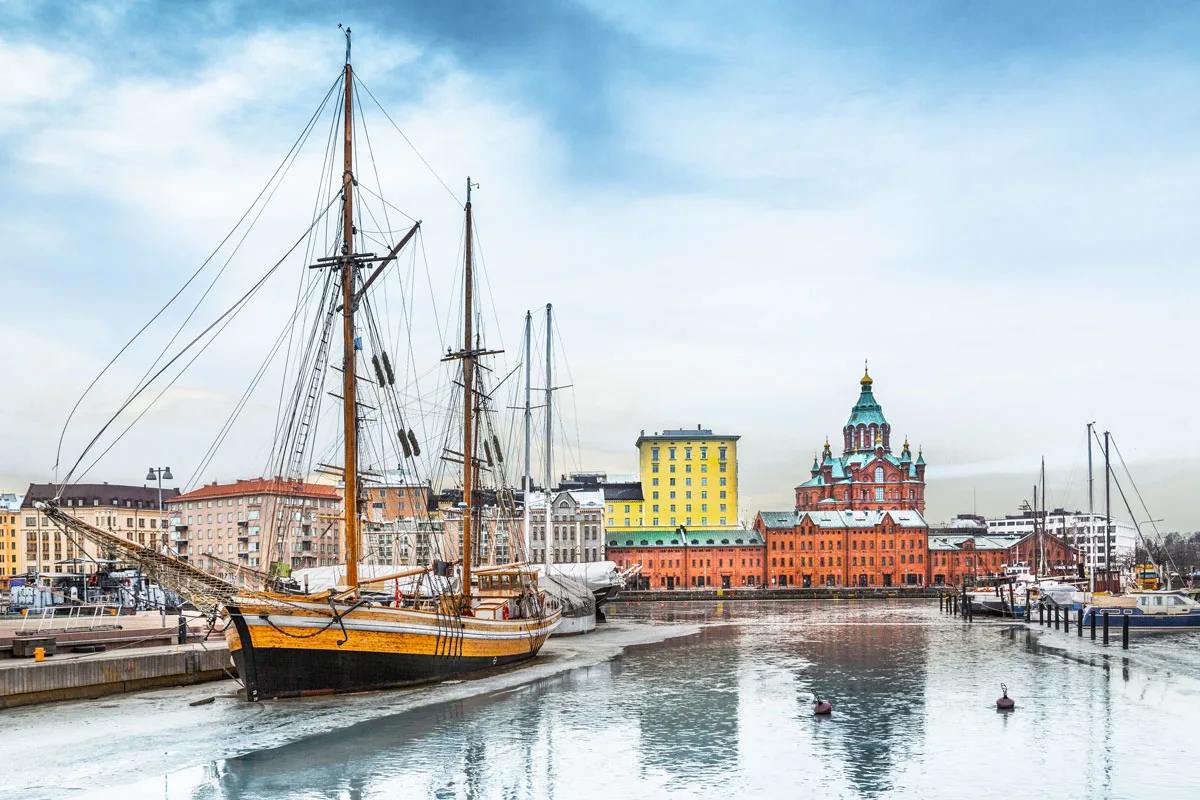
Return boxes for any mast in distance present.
[544,303,553,570]
[523,311,533,561]
[1087,422,1094,593]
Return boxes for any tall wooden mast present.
[341,28,360,590]
[461,178,475,604]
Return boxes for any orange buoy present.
[996,683,1015,711]
[814,696,832,715]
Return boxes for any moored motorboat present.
[1082,591,1200,629]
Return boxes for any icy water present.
[22,600,1200,799]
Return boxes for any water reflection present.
[110,601,1200,799]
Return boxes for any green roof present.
[845,383,888,429]
[607,528,764,548]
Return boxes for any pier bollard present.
[1090,611,1096,640]
[1077,609,1084,637]
[1102,612,1110,645]
[34,647,45,663]
[1122,614,1130,650]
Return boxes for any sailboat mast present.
[1032,483,1038,573]
[523,311,533,561]
[1040,457,1046,575]
[461,179,475,600]
[1087,422,1095,592]
[341,33,360,590]
[544,302,553,569]
[1104,430,1112,591]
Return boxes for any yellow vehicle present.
[1134,564,1160,591]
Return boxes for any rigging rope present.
[53,72,344,485]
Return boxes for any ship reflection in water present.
[140,601,1198,799]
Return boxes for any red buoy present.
[996,683,1015,711]
[814,698,832,715]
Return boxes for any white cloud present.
[4,16,1200,531]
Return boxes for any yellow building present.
[1,493,22,580]
[605,427,740,531]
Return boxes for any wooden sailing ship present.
[40,29,559,700]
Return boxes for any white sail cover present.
[292,565,451,596]
[534,561,624,596]
[538,571,595,617]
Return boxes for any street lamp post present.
[146,466,174,553]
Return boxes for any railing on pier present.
[18,604,123,634]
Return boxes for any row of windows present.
[649,446,729,461]
[629,557,763,570]
[25,514,162,528]
[650,490,728,501]
[651,477,730,488]
[769,554,924,568]
[651,463,727,474]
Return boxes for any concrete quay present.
[0,639,233,709]
[616,586,941,602]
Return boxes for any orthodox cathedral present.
[794,367,926,514]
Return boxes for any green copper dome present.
[845,368,888,429]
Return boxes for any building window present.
[651,446,660,461]
[652,464,659,473]
[719,447,727,460]
[719,463,727,473]
[720,478,727,486]
[669,447,676,460]
[685,447,692,459]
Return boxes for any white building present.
[526,489,605,563]
[986,509,1137,574]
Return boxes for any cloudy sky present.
[3,1,1199,530]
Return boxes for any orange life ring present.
[87,574,99,586]
[502,604,511,620]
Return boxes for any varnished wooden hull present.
[225,596,560,701]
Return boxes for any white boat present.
[1082,591,1200,629]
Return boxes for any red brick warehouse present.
[606,527,765,590]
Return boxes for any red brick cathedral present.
[754,367,931,588]
[795,367,926,514]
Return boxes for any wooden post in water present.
[1090,610,1097,639]
[1122,613,1130,649]
[1102,611,1110,644]
[1077,608,1084,637]
[1024,590,1031,622]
